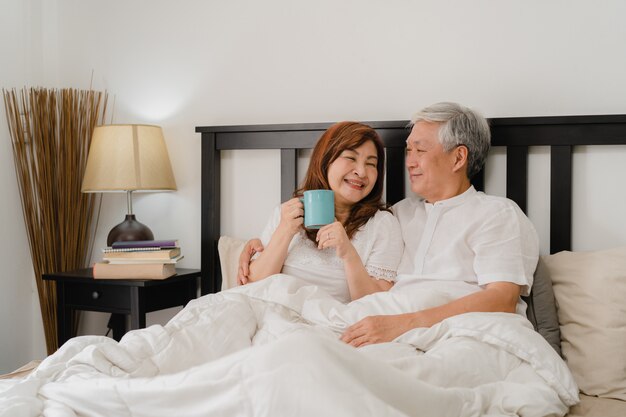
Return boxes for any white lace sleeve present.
[363,211,404,282]
[365,265,397,281]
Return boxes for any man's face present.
[405,121,459,203]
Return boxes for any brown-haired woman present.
[245,122,404,302]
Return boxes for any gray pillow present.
[522,257,562,356]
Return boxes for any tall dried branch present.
[3,87,107,354]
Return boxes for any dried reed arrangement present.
[3,87,108,354]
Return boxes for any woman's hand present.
[277,198,304,236]
[316,220,392,301]
[316,221,356,260]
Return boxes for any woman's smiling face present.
[327,140,378,210]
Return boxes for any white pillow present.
[543,246,626,401]
[217,236,247,291]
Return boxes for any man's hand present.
[340,313,416,347]
[237,238,264,285]
[341,281,522,346]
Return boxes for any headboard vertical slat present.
[385,147,405,205]
[280,149,297,202]
[471,170,485,192]
[201,132,221,295]
[550,145,573,254]
[376,127,409,205]
[506,146,529,213]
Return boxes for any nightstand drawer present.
[64,282,130,311]
[45,268,200,346]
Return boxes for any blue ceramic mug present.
[301,190,334,229]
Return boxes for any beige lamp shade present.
[82,124,177,192]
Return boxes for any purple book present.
[111,239,179,249]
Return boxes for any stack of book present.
[93,239,183,280]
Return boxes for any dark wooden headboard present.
[196,115,626,295]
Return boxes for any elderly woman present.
[246,121,404,302]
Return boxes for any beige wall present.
[2,0,625,373]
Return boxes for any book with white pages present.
[105,255,184,265]
[103,247,181,259]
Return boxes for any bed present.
[196,115,626,417]
[1,115,625,416]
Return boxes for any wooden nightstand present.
[43,268,201,347]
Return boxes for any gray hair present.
[410,102,491,178]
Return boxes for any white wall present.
[2,0,625,372]
[0,0,47,373]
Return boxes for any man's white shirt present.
[391,186,539,316]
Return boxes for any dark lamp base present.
[107,214,154,246]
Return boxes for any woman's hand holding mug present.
[277,197,304,236]
[316,221,355,260]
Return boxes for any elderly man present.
[238,102,539,347]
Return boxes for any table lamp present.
[81,124,177,246]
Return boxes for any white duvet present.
[0,275,578,417]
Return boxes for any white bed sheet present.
[0,275,578,417]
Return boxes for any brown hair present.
[294,121,390,243]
